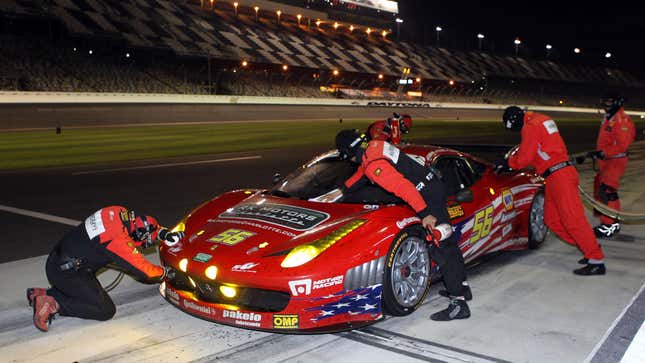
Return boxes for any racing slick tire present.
[382,227,431,316]
[528,189,547,249]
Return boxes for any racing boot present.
[593,223,620,239]
[438,283,472,301]
[26,287,48,307]
[430,298,470,321]
[573,263,606,276]
[33,295,59,332]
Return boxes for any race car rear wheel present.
[382,228,431,316]
[528,190,547,249]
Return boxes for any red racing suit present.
[45,206,164,320]
[367,119,403,145]
[509,112,603,260]
[594,108,635,224]
[341,140,468,297]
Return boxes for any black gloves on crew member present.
[158,229,185,246]
[493,158,510,173]
[586,150,605,160]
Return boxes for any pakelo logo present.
[273,314,299,329]
[232,262,259,273]
[396,216,420,229]
[223,310,262,327]
[288,275,344,296]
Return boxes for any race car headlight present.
[281,220,366,268]
[171,219,186,233]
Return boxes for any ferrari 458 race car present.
[159,144,546,333]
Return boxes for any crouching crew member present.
[592,94,635,238]
[367,113,413,145]
[27,206,184,332]
[335,129,471,321]
[497,107,605,275]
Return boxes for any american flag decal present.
[306,285,382,321]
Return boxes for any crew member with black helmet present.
[332,129,471,321]
[497,106,605,275]
[366,113,413,145]
[591,94,635,239]
[27,206,184,332]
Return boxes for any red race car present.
[159,145,546,333]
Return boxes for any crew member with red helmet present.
[496,107,605,275]
[333,129,471,321]
[366,113,413,145]
[591,94,635,238]
[27,206,184,332]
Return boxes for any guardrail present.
[1,91,644,117]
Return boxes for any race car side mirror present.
[272,173,282,185]
[455,189,473,203]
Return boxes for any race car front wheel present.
[382,228,431,316]
[528,190,547,249]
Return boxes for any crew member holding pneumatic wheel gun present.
[27,206,184,332]
[326,129,471,321]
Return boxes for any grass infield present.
[0,119,608,170]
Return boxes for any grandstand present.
[1,0,644,107]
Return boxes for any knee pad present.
[600,184,619,202]
[599,184,619,203]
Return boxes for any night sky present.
[397,1,645,70]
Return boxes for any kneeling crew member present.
[497,107,605,275]
[27,206,184,332]
[592,94,635,238]
[335,129,470,321]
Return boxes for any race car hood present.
[160,190,382,286]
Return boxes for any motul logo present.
[223,310,262,322]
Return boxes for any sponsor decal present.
[415,181,425,191]
[374,168,382,176]
[168,244,184,255]
[166,287,180,304]
[211,219,297,237]
[193,253,212,263]
[305,284,382,322]
[273,314,299,329]
[119,210,129,223]
[396,216,420,229]
[219,203,329,231]
[223,310,262,327]
[448,205,465,219]
[367,101,432,108]
[502,189,514,211]
[232,262,259,273]
[543,120,559,134]
[85,210,106,239]
[209,228,255,246]
[288,275,344,296]
[183,300,212,316]
[363,204,379,210]
[382,142,400,163]
[387,232,408,267]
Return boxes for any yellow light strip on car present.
[281,220,366,268]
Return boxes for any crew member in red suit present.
[591,94,635,238]
[497,106,605,275]
[333,129,471,321]
[366,113,413,145]
[27,206,184,332]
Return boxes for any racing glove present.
[586,150,605,160]
[158,229,185,246]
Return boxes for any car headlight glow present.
[179,258,188,272]
[281,220,366,268]
[205,265,218,280]
[220,285,237,298]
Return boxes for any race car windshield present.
[271,154,357,200]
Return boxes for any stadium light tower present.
[574,47,581,54]
[334,22,339,31]
[605,52,612,59]
[210,0,214,10]
[254,6,259,21]
[233,2,238,17]
[366,27,372,35]
[477,33,485,50]
[297,14,302,26]
[382,30,387,38]
[276,10,281,24]
[435,26,442,46]
[545,44,552,57]
[395,18,403,40]
[514,38,521,56]
[349,25,355,32]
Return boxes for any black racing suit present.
[45,206,164,321]
[341,140,468,297]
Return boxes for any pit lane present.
[0,106,643,362]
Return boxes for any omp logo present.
[273,314,299,329]
[183,300,211,315]
[396,216,420,229]
[223,310,262,322]
[288,276,344,296]
[288,279,311,296]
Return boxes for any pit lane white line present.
[0,205,80,226]
[71,155,262,175]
